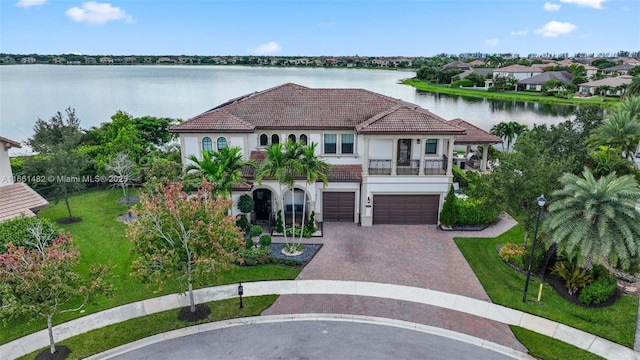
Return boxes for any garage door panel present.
[323,192,355,222]
[373,195,439,224]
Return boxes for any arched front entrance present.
[253,189,272,223]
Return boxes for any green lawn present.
[1,188,301,344]
[17,295,278,360]
[510,326,605,360]
[455,225,637,348]
[402,79,620,107]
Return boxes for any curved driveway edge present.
[2,280,638,360]
[84,314,534,360]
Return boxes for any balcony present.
[368,158,447,176]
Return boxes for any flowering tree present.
[128,180,244,315]
[0,232,111,356]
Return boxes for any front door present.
[253,189,272,221]
[397,139,411,166]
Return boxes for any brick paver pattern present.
[263,214,527,352]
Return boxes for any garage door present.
[323,192,355,222]
[373,194,439,224]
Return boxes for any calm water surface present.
[0,65,575,154]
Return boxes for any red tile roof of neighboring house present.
[0,183,49,222]
[447,119,503,145]
[171,83,466,136]
[495,64,540,73]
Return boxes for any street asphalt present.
[108,320,520,360]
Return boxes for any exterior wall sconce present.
[366,196,372,208]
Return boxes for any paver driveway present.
[263,217,527,352]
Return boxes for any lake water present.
[0,65,576,155]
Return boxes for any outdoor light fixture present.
[366,196,371,208]
[522,195,547,303]
[238,282,244,309]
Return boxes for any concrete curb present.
[1,280,638,360]
[84,314,536,360]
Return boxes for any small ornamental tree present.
[128,180,244,316]
[439,185,458,227]
[0,232,112,356]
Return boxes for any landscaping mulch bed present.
[439,224,489,231]
[56,217,82,225]
[544,274,621,308]
[35,346,70,360]
[269,243,322,264]
[177,303,211,322]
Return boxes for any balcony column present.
[418,138,426,175]
[391,138,398,176]
[481,144,489,172]
[446,138,454,176]
[363,137,370,176]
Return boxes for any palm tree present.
[282,140,303,242]
[491,121,528,153]
[297,142,331,244]
[490,122,508,152]
[588,110,640,160]
[186,146,254,197]
[543,168,640,270]
[619,96,640,121]
[626,77,640,98]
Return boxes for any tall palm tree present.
[543,168,640,270]
[626,77,640,98]
[490,122,508,152]
[491,121,528,153]
[588,110,640,160]
[619,96,640,121]
[297,142,331,244]
[282,140,303,242]
[186,146,255,197]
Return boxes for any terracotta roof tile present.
[0,183,49,222]
[447,119,502,144]
[357,106,465,135]
[171,83,467,136]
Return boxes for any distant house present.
[0,136,48,222]
[578,75,634,96]
[84,57,97,64]
[602,64,637,76]
[20,57,37,64]
[517,71,573,91]
[442,61,472,71]
[492,65,541,81]
[123,56,137,64]
[51,56,66,64]
[99,57,114,64]
[456,68,493,80]
[156,57,177,64]
[466,59,486,67]
[1,56,17,64]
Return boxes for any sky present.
[0,0,638,57]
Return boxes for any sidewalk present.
[2,280,637,360]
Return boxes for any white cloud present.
[250,41,282,55]
[484,38,499,47]
[559,0,607,9]
[15,0,47,8]
[65,2,134,24]
[536,21,577,37]
[510,29,529,36]
[543,2,561,11]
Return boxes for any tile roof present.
[0,183,49,222]
[447,119,503,145]
[241,151,361,183]
[495,64,541,73]
[579,75,634,88]
[517,71,573,85]
[171,83,466,136]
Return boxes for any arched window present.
[202,137,213,152]
[271,134,280,144]
[217,137,227,150]
[259,134,268,146]
[288,134,296,143]
[299,134,308,145]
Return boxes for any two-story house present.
[171,83,497,227]
[0,137,48,222]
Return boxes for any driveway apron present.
[263,220,527,352]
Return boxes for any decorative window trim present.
[202,136,213,152]
[216,136,228,150]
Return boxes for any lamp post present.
[522,194,547,303]
[238,282,244,309]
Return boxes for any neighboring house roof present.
[494,64,541,73]
[457,68,493,79]
[0,183,49,222]
[517,71,573,85]
[446,119,502,145]
[241,151,361,183]
[466,59,486,67]
[172,83,465,136]
[602,64,637,72]
[0,136,21,150]
[579,75,634,88]
[442,61,471,70]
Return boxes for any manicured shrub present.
[451,79,474,88]
[452,164,469,188]
[579,265,617,305]
[303,211,317,237]
[237,246,270,261]
[439,185,458,227]
[0,216,58,253]
[275,210,284,233]
[499,243,526,264]
[455,197,499,225]
[259,234,272,247]
[237,194,255,214]
[250,225,263,237]
[235,214,250,233]
[552,261,592,295]
[245,238,254,249]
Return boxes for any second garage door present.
[373,194,439,224]
[323,192,355,222]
